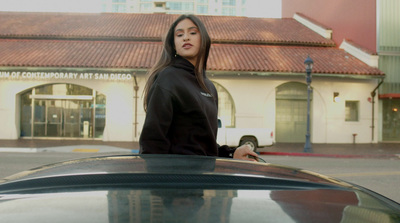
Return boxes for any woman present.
[139,14,257,161]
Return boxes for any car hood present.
[0,154,399,223]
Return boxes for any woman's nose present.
[183,33,190,41]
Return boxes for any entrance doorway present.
[20,84,106,139]
[32,99,93,137]
[275,82,311,143]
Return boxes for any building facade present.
[0,12,383,144]
[101,0,281,18]
[282,0,400,142]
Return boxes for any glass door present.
[33,100,47,137]
[79,101,94,138]
[32,99,94,138]
[64,101,81,137]
[20,84,106,139]
[33,99,64,137]
[46,102,63,137]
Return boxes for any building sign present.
[0,71,133,81]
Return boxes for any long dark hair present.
[143,14,211,111]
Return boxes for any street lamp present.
[304,55,313,153]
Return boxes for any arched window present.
[275,82,310,142]
[213,82,235,127]
[276,82,309,100]
[20,84,106,138]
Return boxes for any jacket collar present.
[172,56,196,76]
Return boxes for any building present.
[0,12,383,144]
[101,0,281,18]
[282,0,400,142]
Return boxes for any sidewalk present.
[258,143,400,159]
[0,139,138,153]
[0,139,399,159]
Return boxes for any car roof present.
[1,155,400,223]
[1,154,350,189]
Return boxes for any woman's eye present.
[190,32,197,35]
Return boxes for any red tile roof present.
[0,12,334,46]
[0,39,383,76]
[0,12,384,77]
[209,44,382,75]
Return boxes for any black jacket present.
[139,57,234,157]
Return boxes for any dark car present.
[0,154,399,223]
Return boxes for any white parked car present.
[216,118,274,152]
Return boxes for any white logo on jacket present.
[200,92,212,97]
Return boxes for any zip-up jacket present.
[139,56,234,157]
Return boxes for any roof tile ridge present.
[341,39,377,55]
[294,12,331,30]
[293,12,333,40]
[339,39,379,68]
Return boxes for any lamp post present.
[304,56,313,153]
[133,75,139,138]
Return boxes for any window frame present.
[345,100,359,122]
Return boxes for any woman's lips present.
[183,43,193,49]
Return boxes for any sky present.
[247,0,281,18]
[0,0,281,18]
[0,0,102,13]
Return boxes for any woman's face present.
[174,18,201,66]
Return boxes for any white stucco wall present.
[94,80,134,142]
[0,73,381,144]
[315,78,379,143]
[0,76,135,142]
[210,75,380,144]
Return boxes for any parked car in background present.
[217,118,274,152]
[1,154,399,223]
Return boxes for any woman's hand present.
[233,145,259,161]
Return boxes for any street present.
[0,152,399,203]
[262,155,400,204]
